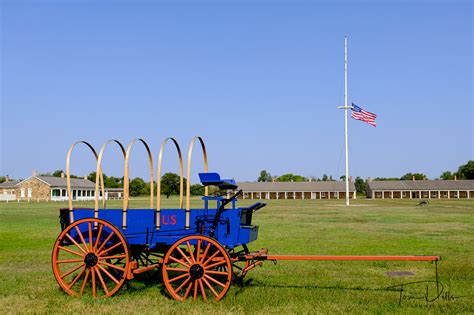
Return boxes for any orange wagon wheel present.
[52,218,130,298]
[162,235,232,302]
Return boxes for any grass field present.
[0,197,473,314]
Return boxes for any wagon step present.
[127,261,162,279]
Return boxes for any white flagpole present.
[344,36,350,206]
[337,36,351,206]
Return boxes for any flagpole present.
[337,36,351,206]
[344,36,350,206]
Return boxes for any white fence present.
[0,194,16,201]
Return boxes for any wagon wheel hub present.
[189,264,204,279]
[84,252,98,267]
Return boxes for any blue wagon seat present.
[199,172,238,190]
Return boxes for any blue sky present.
[1,1,472,183]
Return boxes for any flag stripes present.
[351,103,377,127]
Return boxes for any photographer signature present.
[386,280,467,305]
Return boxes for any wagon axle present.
[84,253,98,267]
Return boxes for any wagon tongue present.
[199,172,238,190]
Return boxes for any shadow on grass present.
[232,278,393,297]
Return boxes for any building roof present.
[0,180,20,189]
[367,180,474,191]
[105,188,124,192]
[18,176,96,189]
[237,181,356,192]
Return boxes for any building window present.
[27,188,32,198]
[21,188,25,198]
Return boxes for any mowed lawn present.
[0,198,473,314]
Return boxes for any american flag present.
[351,103,377,127]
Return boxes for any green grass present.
[0,198,473,314]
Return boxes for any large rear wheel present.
[162,235,232,302]
[52,218,130,297]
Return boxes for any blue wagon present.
[52,137,266,301]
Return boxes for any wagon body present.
[60,198,259,249]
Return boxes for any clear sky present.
[1,1,472,183]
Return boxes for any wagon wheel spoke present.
[193,280,198,302]
[61,263,85,279]
[88,222,93,251]
[80,268,90,295]
[169,255,190,268]
[174,276,191,294]
[165,267,188,272]
[169,273,189,283]
[75,226,89,252]
[67,266,86,289]
[91,265,97,297]
[65,233,87,254]
[99,254,126,260]
[57,259,84,264]
[186,241,196,263]
[198,279,207,301]
[98,241,122,257]
[100,261,125,272]
[205,260,227,270]
[195,239,201,263]
[95,267,109,295]
[200,243,211,264]
[202,277,219,297]
[204,274,226,288]
[58,245,84,258]
[93,224,104,251]
[206,270,229,276]
[96,231,116,254]
[202,250,220,266]
[97,264,120,285]
[176,247,193,265]
[183,282,193,300]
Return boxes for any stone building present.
[366,179,474,199]
[0,173,123,201]
[237,181,357,200]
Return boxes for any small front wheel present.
[162,235,232,302]
[52,218,130,297]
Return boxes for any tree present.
[105,176,122,188]
[52,170,64,177]
[190,184,205,196]
[129,177,149,196]
[400,173,427,180]
[439,171,454,180]
[87,172,97,183]
[160,172,181,198]
[87,172,123,188]
[373,177,399,181]
[277,173,307,182]
[257,170,272,182]
[0,176,6,183]
[456,160,474,179]
[354,177,367,195]
[321,174,334,181]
